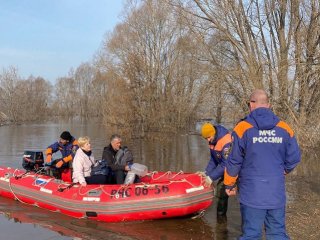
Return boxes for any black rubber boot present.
[216,178,229,216]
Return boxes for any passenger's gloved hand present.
[55,159,65,168]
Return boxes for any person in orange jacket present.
[45,131,79,170]
[201,122,232,217]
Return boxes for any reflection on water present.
[0,195,240,240]
[0,119,315,240]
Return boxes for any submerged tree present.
[170,0,320,146]
[96,0,209,136]
[0,66,21,123]
[52,63,105,119]
[0,66,51,123]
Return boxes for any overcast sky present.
[0,0,124,83]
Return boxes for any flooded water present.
[0,119,317,240]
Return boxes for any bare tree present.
[170,0,320,145]
[0,67,51,123]
[0,66,21,123]
[53,73,78,117]
[19,76,52,120]
[52,63,106,119]
[74,63,97,118]
[96,0,209,136]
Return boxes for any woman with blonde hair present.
[72,136,107,186]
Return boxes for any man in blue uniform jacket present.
[46,131,78,168]
[224,89,301,239]
[201,122,232,216]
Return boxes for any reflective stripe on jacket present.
[224,108,301,209]
[46,138,79,163]
[205,125,232,181]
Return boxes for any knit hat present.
[60,131,72,141]
[201,123,216,138]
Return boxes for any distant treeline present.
[1,0,319,148]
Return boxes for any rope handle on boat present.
[148,170,184,180]
[13,166,49,180]
[8,170,31,205]
[57,182,77,192]
[14,170,30,180]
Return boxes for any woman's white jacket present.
[72,148,96,184]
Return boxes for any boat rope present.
[57,182,77,192]
[8,169,32,205]
[77,177,201,197]
[57,181,75,189]
[195,171,213,186]
[13,168,33,180]
[77,184,129,197]
[12,167,46,180]
[166,178,198,188]
[148,170,184,180]
[170,170,184,179]
[76,170,186,197]
[8,168,53,205]
[191,210,206,219]
[5,168,208,209]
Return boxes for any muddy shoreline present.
[286,175,320,240]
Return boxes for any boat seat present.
[61,168,72,183]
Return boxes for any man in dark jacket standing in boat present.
[224,89,301,239]
[102,134,131,184]
[201,122,232,217]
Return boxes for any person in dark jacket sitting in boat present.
[45,131,79,179]
[101,134,132,184]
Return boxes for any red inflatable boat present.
[0,166,213,222]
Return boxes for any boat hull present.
[0,166,213,222]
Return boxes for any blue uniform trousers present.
[239,204,290,240]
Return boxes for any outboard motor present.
[22,151,44,171]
